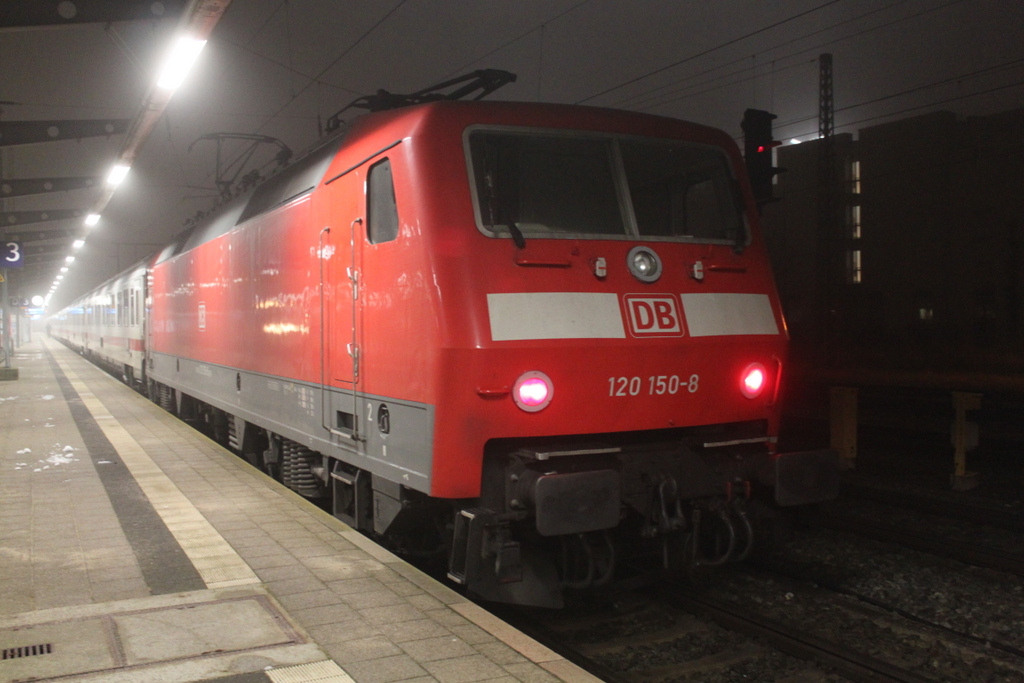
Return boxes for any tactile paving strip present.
[267,659,354,682]
[55,357,260,589]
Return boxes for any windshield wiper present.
[509,222,526,249]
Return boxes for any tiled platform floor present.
[0,338,597,683]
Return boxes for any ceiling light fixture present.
[156,36,207,91]
[107,164,130,187]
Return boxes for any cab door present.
[320,166,364,442]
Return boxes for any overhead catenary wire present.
[196,1,410,192]
[769,68,1024,142]
[608,0,931,111]
[188,0,1020,215]
[615,0,969,114]
[574,0,847,105]
[210,0,595,189]
[257,0,410,129]
[440,0,596,83]
[588,0,1021,148]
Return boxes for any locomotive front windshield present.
[468,129,745,244]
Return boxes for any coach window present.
[367,159,399,244]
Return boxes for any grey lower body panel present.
[87,342,144,379]
[148,352,434,495]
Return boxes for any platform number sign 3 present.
[2,241,23,268]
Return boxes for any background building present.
[764,108,1024,375]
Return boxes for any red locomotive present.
[52,72,838,607]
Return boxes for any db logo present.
[623,295,684,337]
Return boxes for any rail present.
[811,507,1024,578]
[660,587,935,683]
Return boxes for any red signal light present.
[740,363,767,399]
[513,371,553,412]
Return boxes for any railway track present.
[661,588,933,683]
[483,489,1024,683]
[492,581,936,682]
[809,506,1024,577]
[838,480,1024,533]
[800,478,1024,580]
[748,555,1024,665]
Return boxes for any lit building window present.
[846,160,862,282]
[847,249,862,284]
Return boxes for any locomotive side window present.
[367,159,399,244]
[469,132,627,237]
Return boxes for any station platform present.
[0,338,597,683]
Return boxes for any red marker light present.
[513,371,554,412]
[740,363,767,399]
[518,379,548,406]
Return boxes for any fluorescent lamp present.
[73,240,85,249]
[60,267,69,273]
[157,36,207,91]
[85,213,100,226]
[65,256,75,263]
[108,164,129,186]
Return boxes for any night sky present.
[1,0,1021,309]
